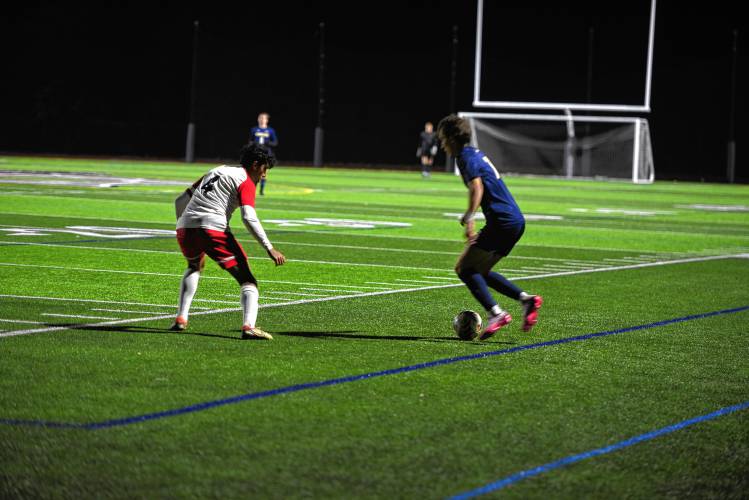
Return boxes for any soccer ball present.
[453,310,482,340]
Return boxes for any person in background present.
[417,121,438,178]
[249,112,278,195]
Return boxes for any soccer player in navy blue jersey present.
[437,114,543,339]
[249,112,278,195]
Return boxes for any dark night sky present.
[1,1,747,180]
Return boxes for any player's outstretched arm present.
[240,205,285,265]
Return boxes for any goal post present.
[473,0,657,112]
[459,111,655,184]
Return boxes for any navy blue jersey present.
[457,146,524,226]
[250,126,278,153]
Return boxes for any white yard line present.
[0,318,47,325]
[265,291,330,297]
[510,268,552,274]
[0,253,744,338]
[538,265,586,271]
[557,262,612,268]
[512,254,742,281]
[222,293,297,302]
[262,280,393,290]
[364,282,413,287]
[42,313,118,320]
[0,240,178,255]
[510,256,620,264]
[0,294,206,309]
[395,278,454,284]
[0,262,231,280]
[603,257,652,263]
[0,233,689,255]
[91,308,175,315]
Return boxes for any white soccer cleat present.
[241,325,273,340]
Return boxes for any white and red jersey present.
[177,165,256,231]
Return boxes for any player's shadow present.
[276,330,419,341]
[74,324,242,341]
[274,330,516,345]
[67,325,516,345]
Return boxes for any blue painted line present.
[448,400,749,499]
[1,305,747,430]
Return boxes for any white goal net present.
[460,112,655,183]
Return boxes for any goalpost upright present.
[465,0,657,183]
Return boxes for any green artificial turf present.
[0,155,748,499]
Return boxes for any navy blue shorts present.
[474,222,525,257]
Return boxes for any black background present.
[1,1,746,181]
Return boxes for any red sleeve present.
[237,177,257,207]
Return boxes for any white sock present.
[490,305,504,316]
[241,283,259,328]
[519,291,532,302]
[177,268,200,320]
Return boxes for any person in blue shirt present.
[249,112,278,195]
[437,114,543,339]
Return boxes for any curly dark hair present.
[437,114,471,152]
[239,142,276,169]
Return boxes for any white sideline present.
[0,253,743,338]
[0,232,696,255]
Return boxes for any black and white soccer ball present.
[453,310,482,340]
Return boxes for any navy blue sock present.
[485,271,522,300]
[457,269,497,311]
[260,178,266,194]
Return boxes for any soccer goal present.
[459,111,655,184]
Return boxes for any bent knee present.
[187,257,203,272]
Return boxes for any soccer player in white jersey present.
[171,143,286,339]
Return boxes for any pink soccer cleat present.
[521,295,543,332]
[479,312,512,341]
